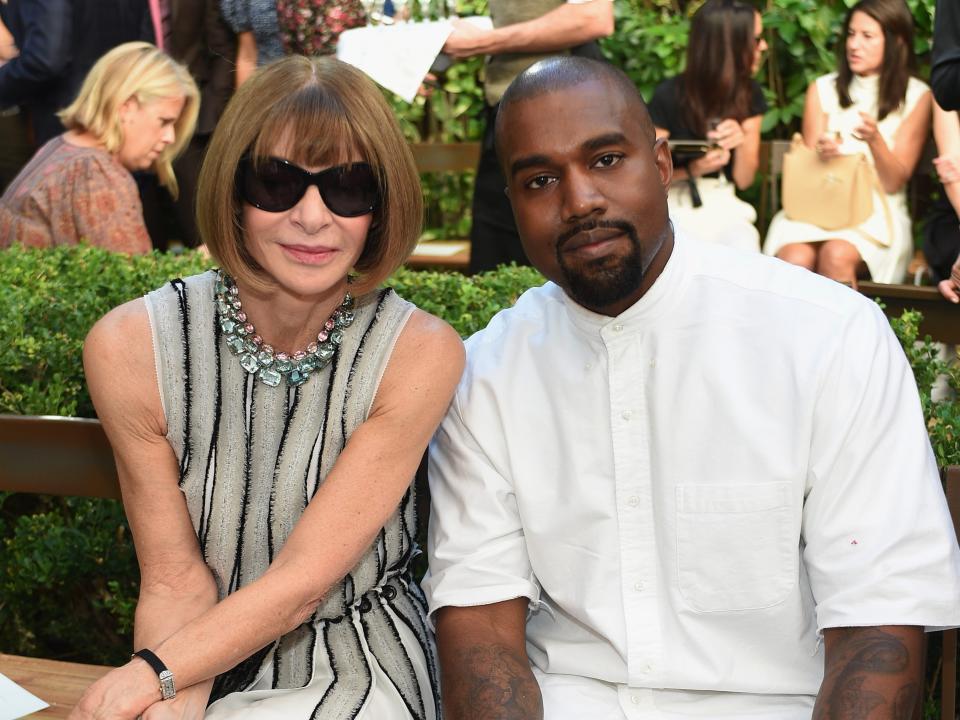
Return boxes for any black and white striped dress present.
[145,271,439,719]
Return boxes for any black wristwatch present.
[133,648,176,700]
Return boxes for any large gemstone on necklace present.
[226,335,246,354]
[220,318,237,334]
[258,367,282,387]
[240,353,259,374]
[288,369,308,386]
[257,350,274,366]
[275,357,293,373]
[316,342,335,361]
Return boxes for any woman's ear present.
[118,97,139,127]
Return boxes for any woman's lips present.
[281,244,337,265]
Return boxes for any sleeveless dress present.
[144,270,439,720]
[763,73,930,283]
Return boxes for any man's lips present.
[281,244,338,264]
[560,228,625,255]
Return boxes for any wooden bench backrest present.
[0,414,119,499]
[409,142,481,175]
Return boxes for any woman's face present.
[846,10,885,77]
[116,95,185,171]
[241,147,372,300]
[751,12,768,75]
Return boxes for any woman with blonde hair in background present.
[763,0,931,285]
[0,41,198,252]
[70,55,461,719]
[649,0,768,252]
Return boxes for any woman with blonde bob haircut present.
[73,55,463,720]
[0,42,198,253]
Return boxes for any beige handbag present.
[781,133,891,245]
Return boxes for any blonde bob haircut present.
[197,56,423,296]
[58,42,199,198]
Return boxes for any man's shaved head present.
[494,57,656,161]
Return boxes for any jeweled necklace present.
[214,270,355,388]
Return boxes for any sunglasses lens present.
[321,164,378,217]
[242,159,305,212]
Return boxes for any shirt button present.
[627,495,640,507]
[621,410,633,421]
[630,695,641,705]
[634,581,645,592]
[585,362,592,370]
[613,323,624,332]
[649,359,656,368]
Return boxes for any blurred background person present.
[221,0,283,87]
[276,0,366,57]
[764,0,931,285]
[441,0,615,274]
[928,99,960,302]
[649,0,768,252]
[0,42,198,252]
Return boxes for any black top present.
[932,0,960,111]
[648,75,767,180]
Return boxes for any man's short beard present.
[556,219,647,312]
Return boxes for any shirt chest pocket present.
[675,483,797,613]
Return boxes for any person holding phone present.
[648,0,767,252]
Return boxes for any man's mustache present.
[556,219,638,253]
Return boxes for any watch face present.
[159,670,176,700]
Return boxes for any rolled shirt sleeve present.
[423,385,541,618]
[802,299,960,632]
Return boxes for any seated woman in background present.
[764,0,931,284]
[927,98,960,302]
[648,0,768,252]
[71,56,462,720]
[0,42,198,253]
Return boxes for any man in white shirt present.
[423,57,960,720]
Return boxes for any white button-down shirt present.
[424,235,960,719]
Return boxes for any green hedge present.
[1,246,957,683]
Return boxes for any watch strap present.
[133,648,176,700]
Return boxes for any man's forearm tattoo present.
[446,645,543,720]
[814,627,920,720]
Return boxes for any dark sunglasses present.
[239,156,379,216]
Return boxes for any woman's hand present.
[707,119,745,151]
[815,133,843,159]
[939,254,960,303]
[689,147,731,177]
[934,153,960,185]
[141,682,213,720]
[853,111,883,146]
[68,661,160,720]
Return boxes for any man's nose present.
[561,168,607,222]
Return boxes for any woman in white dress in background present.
[763,0,931,285]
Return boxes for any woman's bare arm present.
[82,300,219,719]
[731,115,763,190]
[235,31,257,88]
[862,89,931,194]
[72,307,465,719]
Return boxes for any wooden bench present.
[2,416,958,717]
[405,142,480,272]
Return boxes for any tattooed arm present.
[813,626,923,719]
[436,598,543,720]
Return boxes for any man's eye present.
[594,153,622,168]
[526,175,555,190]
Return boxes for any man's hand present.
[442,18,493,59]
[813,626,923,719]
[436,599,543,720]
[933,152,960,185]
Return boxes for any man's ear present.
[653,137,673,189]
